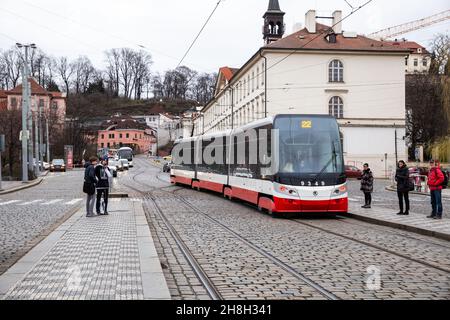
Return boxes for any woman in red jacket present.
[427,160,445,219]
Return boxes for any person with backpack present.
[395,160,411,215]
[83,156,98,218]
[360,163,374,209]
[95,159,111,215]
[427,160,445,219]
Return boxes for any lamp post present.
[16,43,36,182]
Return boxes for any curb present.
[345,212,450,242]
[109,193,129,198]
[0,178,44,195]
[385,185,450,199]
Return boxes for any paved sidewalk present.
[386,185,450,199]
[0,198,170,300]
[348,202,450,241]
[0,178,44,195]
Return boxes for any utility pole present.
[46,118,50,163]
[395,127,398,165]
[17,43,36,182]
[39,101,44,172]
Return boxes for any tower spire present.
[263,0,285,45]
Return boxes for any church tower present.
[263,0,285,45]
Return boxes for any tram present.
[170,114,348,214]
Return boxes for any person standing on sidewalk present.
[95,159,111,215]
[395,160,411,215]
[83,156,98,217]
[427,160,445,219]
[360,163,374,209]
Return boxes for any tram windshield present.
[274,116,344,174]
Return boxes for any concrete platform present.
[0,198,170,300]
[348,202,450,241]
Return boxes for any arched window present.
[329,96,344,119]
[329,60,344,82]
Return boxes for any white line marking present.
[65,198,83,205]
[18,199,43,206]
[41,199,63,205]
[0,200,21,206]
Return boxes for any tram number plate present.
[301,120,312,129]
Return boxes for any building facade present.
[193,4,410,178]
[387,40,431,74]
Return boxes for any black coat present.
[95,165,110,189]
[84,163,97,184]
[395,166,410,192]
[360,169,374,193]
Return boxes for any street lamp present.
[16,42,37,182]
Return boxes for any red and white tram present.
[170,114,348,215]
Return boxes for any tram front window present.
[275,116,343,175]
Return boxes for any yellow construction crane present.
[368,9,450,40]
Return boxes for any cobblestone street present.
[1,157,449,300]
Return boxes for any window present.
[414,59,418,67]
[120,134,123,139]
[329,60,344,82]
[11,97,17,108]
[126,133,129,139]
[329,96,344,119]
[101,134,104,139]
[101,143,104,148]
[39,99,44,108]
[423,59,427,67]
[52,101,58,110]
[405,57,408,66]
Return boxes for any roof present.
[385,40,430,54]
[264,23,412,53]
[267,0,282,12]
[0,90,7,99]
[219,67,239,81]
[8,78,49,96]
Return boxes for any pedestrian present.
[83,156,98,217]
[395,160,411,215]
[427,160,445,219]
[360,163,374,209]
[95,159,111,215]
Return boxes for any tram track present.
[127,158,450,299]
[123,160,340,300]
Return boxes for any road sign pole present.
[21,46,29,183]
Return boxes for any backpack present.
[442,170,449,189]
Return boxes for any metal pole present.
[20,45,29,183]
[26,49,33,174]
[395,127,398,165]
[46,118,50,163]
[39,101,43,172]
[34,108,39,176]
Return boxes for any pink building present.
[97,117,156,154]
[0,78,66,128]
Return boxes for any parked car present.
[50,159,66,172]
[119,159,129,170]
[107,161,119,178]
[345,165,362,179]
[109,159,123,173]
[163,161,172,173]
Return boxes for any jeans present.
[86,192,96,215]
[364,192,372,205]
[430,190,443,216]
[96,189,109,213]
[397,191,410,213]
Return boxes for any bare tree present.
[56,56,74,95]
[71,56,97,94]
[0,48,23,89]
[429,33,450,75]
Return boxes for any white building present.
[386,40,431,74]
[194,3,410,178]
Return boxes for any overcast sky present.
[1,0,449,74]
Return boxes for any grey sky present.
[1,0,449,74]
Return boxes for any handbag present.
[408,180,415,192]
[83,181,95,195]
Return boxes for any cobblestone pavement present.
[124,157,450,300]
[347,179,449,219]
[0,170,85,274]
[2,199,169,300]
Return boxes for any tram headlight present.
[276,184,299,196]
[333,185,347,196]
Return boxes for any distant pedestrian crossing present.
[0,197,141,206]
[0,198,83,206]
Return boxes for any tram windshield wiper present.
[312,142,337,183]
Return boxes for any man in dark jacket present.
[427,160,445,219]
[95,160,111,215]
[84,156,98,217]
[395,160,410,215]
[360,163,374,209]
